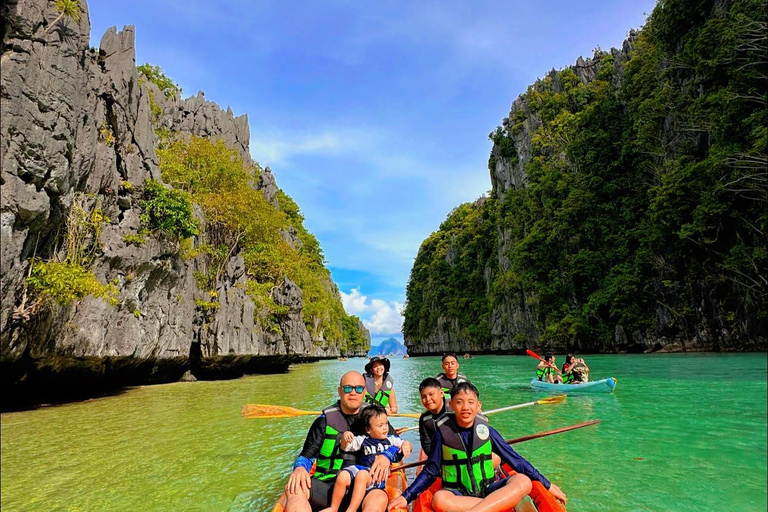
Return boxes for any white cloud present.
[341,288,403,335]
[251,132,342,166]
[340,287,369,315]
[365,299,404,335]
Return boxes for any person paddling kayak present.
[363,356,399,414]
[387,382,567,511]
[536,353,563,384]
[282,371,390,512]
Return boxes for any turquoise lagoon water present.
[2,353,766,511]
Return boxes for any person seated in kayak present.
[435,353,470,406]
[363,356,398,414]
[536,353,563,384]
[562,354,590,384]
[417,377,447,459]
[283,371,391,512]
[418,378,502,472]
[321,404,412,512]
[387,382,567,512]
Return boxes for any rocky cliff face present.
[1,0,368,407]
[405,0,766,355]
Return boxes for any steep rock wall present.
[405,0,766,355]
[1,0,369,386]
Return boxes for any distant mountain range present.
[368,337,407,357]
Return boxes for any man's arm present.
[490,427,551,489]
[296,416,326,462]
[286,415,326,495]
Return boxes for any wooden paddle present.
[241,404,421,419]
[392,419,601,471]
[526,349,562,374]
[394,395,567,434]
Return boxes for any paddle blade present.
[538,395,567,405]
[241,404,319,419]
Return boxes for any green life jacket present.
[536,366,553,381]
[437,413,495,497]
[562,370,574,384]
[363,373,394,407]
[314,403,359,481]
[435,372,469,402]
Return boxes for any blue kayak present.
[530,377,617,393]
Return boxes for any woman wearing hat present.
[363,356,398,414]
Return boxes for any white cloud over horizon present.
[340,287,403,336]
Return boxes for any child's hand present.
[401,441,412,458]
[342,431,354,444]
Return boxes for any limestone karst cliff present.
[1,0,368,408]
[404,0,767,355]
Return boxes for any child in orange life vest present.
[387,382,567,512]
[320,404,412,512]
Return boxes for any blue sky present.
[88,0,657,344]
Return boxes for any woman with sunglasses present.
[282,371,392,512]
[363,356,399,414]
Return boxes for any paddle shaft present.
[393,419,601,471]
[527,349,563,374]
[394,396,565,434]
[484,395,565,415]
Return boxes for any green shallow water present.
[2,353,766,511]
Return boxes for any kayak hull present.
[412,460,566,512]
[530,377,617,393]
[271,469,407,512]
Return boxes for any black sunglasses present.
[342,385,365,394]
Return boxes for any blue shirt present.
[344,434,404,467]
[401,423,551,502]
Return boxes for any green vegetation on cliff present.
[24,194,118,314]
[156,136,366,351]
[403,199,498,348]
[404,0,767,351]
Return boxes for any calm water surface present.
[2,353,766,511]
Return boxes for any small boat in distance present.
[531,377,617,393]
[338,356,348,361]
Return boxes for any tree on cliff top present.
[45,0,81,34]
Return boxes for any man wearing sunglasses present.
[283,371,392,512]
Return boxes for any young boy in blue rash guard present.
[388,382,567,512]
[321,404,412,512]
